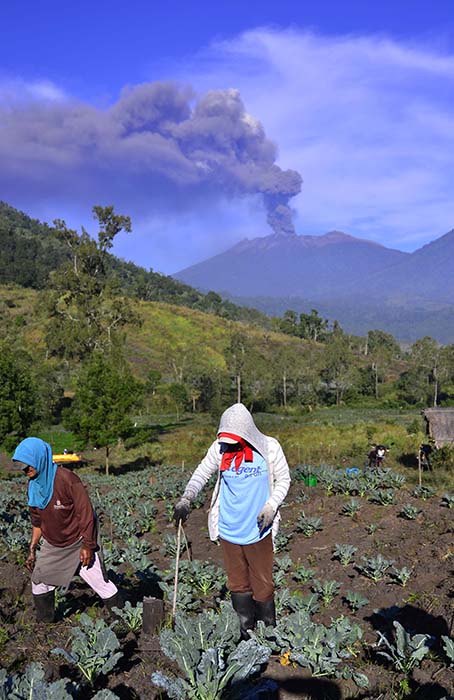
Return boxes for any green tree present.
[0,344,39,449]
[295,342,324,409]
[298,309,328,342]
[320,335,357,405]
[167,383,189,420]
[144,369,162,412]
[364,329,401,400]
[225,331,249,404]
[272,344,302,408]
[43,206,139,361]
[276,310,299,336]
[408,337,448,407]
[64,353,143,474]
[32,362,65,425]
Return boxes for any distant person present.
[367,444,387,469]
[419,443,433,471]
[173,403,291,639]
[11,437,123,622]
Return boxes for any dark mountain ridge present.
[356,228,454,304]
[175,230,408,299]
[174,226,454,342]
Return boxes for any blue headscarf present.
[13,437,57,509]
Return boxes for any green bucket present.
[303,475,318,487]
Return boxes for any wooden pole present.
[418,449,422,487]
[172,520,182,619]
[142,597,165,635]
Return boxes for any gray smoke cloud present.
[0,82,302,235]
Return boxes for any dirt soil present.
[0,475,453,700]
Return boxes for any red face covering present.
[218,432,253,472]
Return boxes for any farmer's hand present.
[257,504,275,533]
[173,497,191,526]
[80,547,94,568]
[25,549,36,572]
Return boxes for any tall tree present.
[408,336,447,407]
[225,331,249,404]
[273,345,299,408]
[0,344,39,449]
[64,353,143,475]
[298,309,328,342]
[43,206,139,361]
[276,310,299,336]
[320,334,357,405]
[364,329,401,400]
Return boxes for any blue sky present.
[1,0,453,273]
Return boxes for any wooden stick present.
[180,523,192,562]
[172,519,182,619]
[418,450,422,487]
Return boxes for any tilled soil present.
[0,476,453,700]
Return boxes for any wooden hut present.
[422,408,454,448]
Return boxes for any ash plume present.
[0,82,302,234]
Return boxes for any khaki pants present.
[220,534,274,602]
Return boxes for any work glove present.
[173,497,191,526]
[257,503,275,533]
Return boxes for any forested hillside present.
[0,201,269,327]
[2,202,454,462]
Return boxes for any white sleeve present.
[266,438,291,512]
[182,440,221,501]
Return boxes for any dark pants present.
[220,534,274,602]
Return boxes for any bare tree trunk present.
[372,362,379,400]
[105,445,109,476]
[433,377,438,407]
[237,374,241,404]
[283,371,287,407]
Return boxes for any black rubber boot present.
[103,590,124,617]
[255,597,276,628]
[33,590,55,623]
[231,591,256,641]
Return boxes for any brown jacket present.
[30,467,97,550]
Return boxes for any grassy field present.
[12,406,451,491]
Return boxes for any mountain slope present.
[0,284,301,379]
[0,201,270,328]
[174,227,454,342]
[357,228,454,304]
[174,231,408,298]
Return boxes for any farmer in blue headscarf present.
[11,437,122,622]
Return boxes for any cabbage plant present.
[0,662,74,700]
[151,605,271,700]
[52,613,123,685]
[376,621,431,673]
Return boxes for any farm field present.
[0,459,453,700]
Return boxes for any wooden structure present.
[422,408,454,448]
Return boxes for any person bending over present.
[11,437,122,622]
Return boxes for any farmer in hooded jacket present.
[11,437,122,622]
[173,403,291,639]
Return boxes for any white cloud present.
[0,77,67,103]
[181,28,454,250]
[2,28,454,273]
